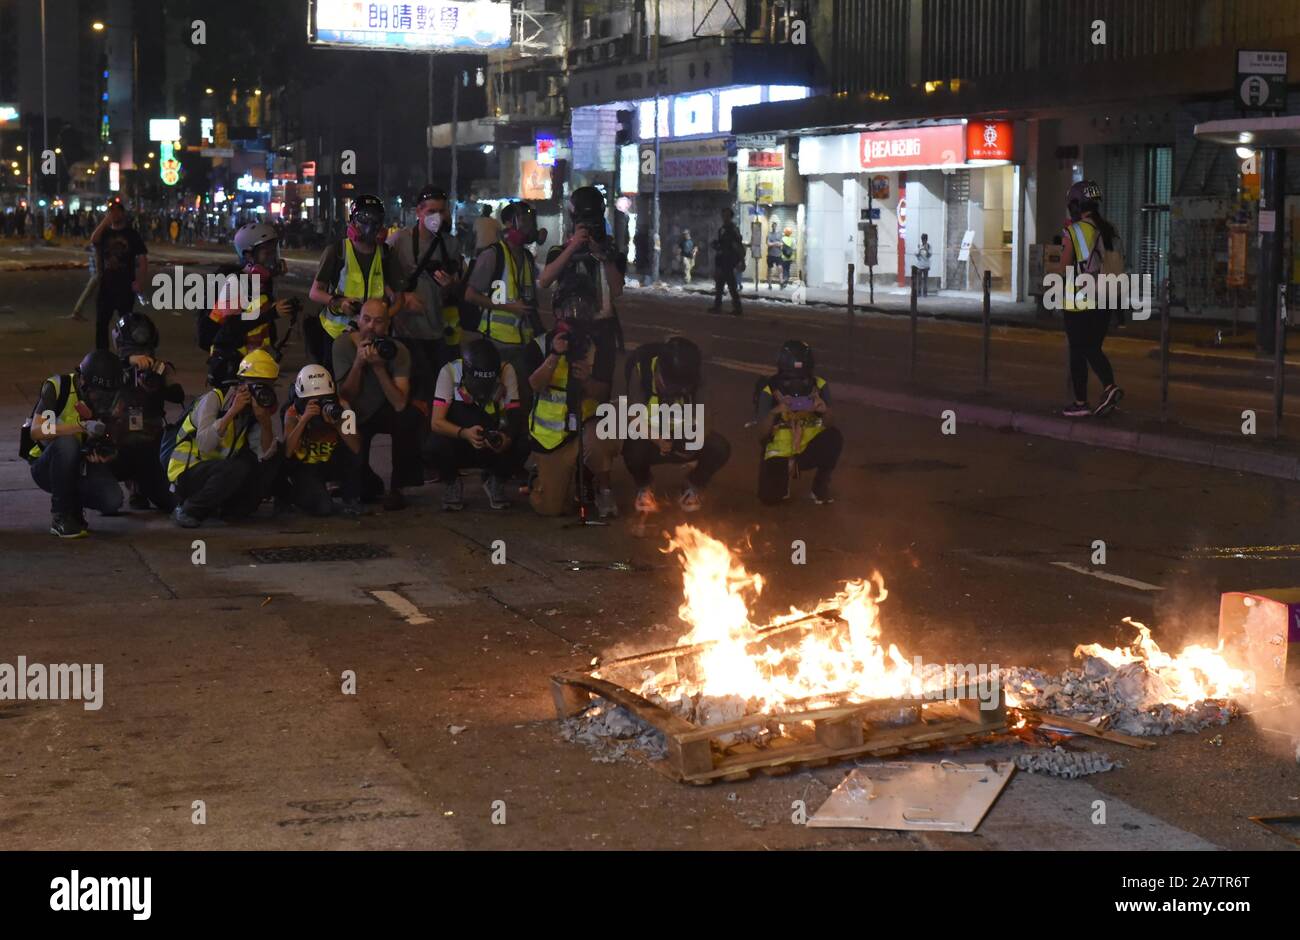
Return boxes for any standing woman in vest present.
[1059,180,1124,418]
[308,194,404,374]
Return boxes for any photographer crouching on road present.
[280,364,363,516]
[23,351,131,538]
[755,341,842,505]
[429,339,527,511]
[525,294,622,519]
[109,311,180,513]
[332,298,422,510]
[167,349,283,529]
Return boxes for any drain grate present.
[247,542,392,564]
[863,459,966,473]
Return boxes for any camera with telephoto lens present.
[80,419,117,462]
[484,429,505,449]
[320,398,343,423]
[372,337,399,361]
[131,364,163,394]
[249,383,277,409]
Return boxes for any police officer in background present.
[755,340,842,505]
[109,311,180,513]
[308,194,404,371]
[23,350,127,538]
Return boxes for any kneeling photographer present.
[110,311,180,512]
[429,339,526,511]
[525,295,621,519]
[22,350,128,538]
[167,349,283,528]
[281,364,363,516]
[332,298,422,510]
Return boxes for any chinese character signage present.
[642,138,730,193]
[1236,50,1288,113]
[966,120,1013,161]
[858,125,964,170]
[310,0,513,51]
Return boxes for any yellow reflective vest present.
[1063,220,1099,312]
[166,387,249,483]
[529,336,595,451]
[27,373,82,459]
[321,239,388,339]
[483,240,536,346]
[763,375,827,459]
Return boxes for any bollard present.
[982,269,992,391]
[1275,283,1287,439]
[847,263,855,327]
[1160,278,1171,421]
[910,265,919,380]
[847,263,856,377]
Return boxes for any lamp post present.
[91,19,139,210]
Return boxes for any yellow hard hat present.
[237,348,279,381]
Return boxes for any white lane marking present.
[369,589,433,624]
[1050,562,1165,592]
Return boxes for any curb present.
[726,369,1300,482]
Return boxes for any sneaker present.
[812,488,835,505]
[50,514,88,539]
[128,492,151,511]
[172,506,202,528]
[1061,402,1092,418]
[442,476,465,512]
[634,487,659,514]
[339,498,364,517]
[382,489,407,511]
[1094,385,1124,418]
[482,475,511,511]
[595,488,618,519]
[679,485,702,513]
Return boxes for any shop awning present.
[1193,115,1300,149]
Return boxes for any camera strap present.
[406,225,446,292]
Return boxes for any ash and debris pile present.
[1003,655,1239,737]
[559,701,667,764]
[1014,746,1120,779]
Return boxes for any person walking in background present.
[679,229,698,284]
[779,226,795,287]
[710,208,745,316]
[1059,179,1124,419]
[766,221,784,290]
[914,233,932,297]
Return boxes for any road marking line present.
[1050,562,1165,592]
[369,589,432,624]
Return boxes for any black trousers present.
[359,403,424,495]
[112,441,176,512]
[175,449,283,520]
[758,426,843,505]
[713,262,741,308]
[283,445,363,515]
[1064,309,1115,402]
[623,431,731,489]
[30,436,123,517]
[95,283,134,350]
[428,400,526,482]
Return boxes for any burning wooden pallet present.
[552,613,1007,784]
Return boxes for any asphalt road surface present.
[1,256,1297,850]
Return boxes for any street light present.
[92,21,105,31]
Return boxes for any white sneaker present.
[679,485,702,513]
[595,488,618,519]
[634,487,659,514]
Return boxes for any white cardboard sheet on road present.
[808,760,1016,832]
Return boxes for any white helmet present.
[294,364,335,399]
[233,221,278,262]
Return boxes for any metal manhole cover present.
[247,543,392,564]
[863,459,966,473]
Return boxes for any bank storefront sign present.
[801,124,968,174]
[641,138,730,192]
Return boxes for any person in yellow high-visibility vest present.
[464,200,544,412]
[1058,179,1124,419]
[754,340,843,505]
[307,194,404,372]
[205,222,298,358]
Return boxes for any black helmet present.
[776,340,814,393]
[111,311,159,356]
[351,194,385,223]
[415,185,448,205]
[657,337,701,395]
[205,345,242,388]
[569,185,605,221]
[1066,179,1102,220]
[77,349,124,407]
[461,339,502,401]
[500,200,535,229]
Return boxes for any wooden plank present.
[815,714,865,750]
[552,673,699,737]
[665,734,715,777]
[551,679,592,719]
[1023,709,1157,750]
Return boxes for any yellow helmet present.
[237,348,279,381]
